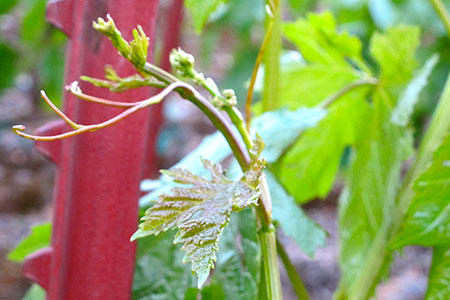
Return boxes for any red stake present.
[23,0,160,299]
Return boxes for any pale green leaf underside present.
[394,133,450,247]
[133,156,263,288]
[266,171,327,257]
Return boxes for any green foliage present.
[0,0,19,14]
[426,246,450,300]
[133,231,195,300]
[133,144,264,288]
[8,223,51,262]
[0,43,18,90]
[185,0,227,33]
[393,133,450,247]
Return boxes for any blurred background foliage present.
[1,0,448,119]
[0,0,66,110]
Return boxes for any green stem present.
[259,225,283,300]
[430,0,450,38]
[277,239,310,300]
[263,0,282,112]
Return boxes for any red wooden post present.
[23,1,161,299]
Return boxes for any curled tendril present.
[12,82,198,141]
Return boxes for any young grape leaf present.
[205,209,260,300]
[133,145,264,288]
[8,222,51,262]
[425,245,450,300]
[185,0,227,33]
[393,133,450,248]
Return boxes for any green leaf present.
[425,245,450,300]
[22,284,46,300]
[133,147,264,288]
[338,91,414,290]
[8,223,51,262]
[277,94,371,203]
[265,171,327,257]
[133,231,195,300]
[391,54,439,126]
[283,11,363,66]
[185,0,227,33]
[370,25,420,86]
[280,64,361,108]
[393,133,450,248]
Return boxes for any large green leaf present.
[276,11,373,204]
[185,0,227,33]
[280,64,361,108]
[338,91,414,292]
[393,133,450,247]
[370,25,420,86]
[133,148,264,288]
[425,246,450,300]
[8,223,51,262]
[283,11,363,66]
[266,171,326,257]
[276,94,370,203]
